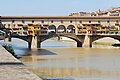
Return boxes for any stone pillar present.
[82,34,92,48]
[77,42,82,47]
[89,40,92,48]
[28,42,31,49]
[31,36,41,49]
[37,36,41,48]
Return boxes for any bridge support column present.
[31,36,41,49]
[77,42,82,47]
[28,42,31,49]
[37,37,41,48]
[82,35,92,48]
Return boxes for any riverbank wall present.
[0,45,41,80]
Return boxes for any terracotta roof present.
[0,16,120,19]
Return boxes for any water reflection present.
[1,38,120,80]
[20,48,120,80]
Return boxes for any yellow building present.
[33,24,41,36]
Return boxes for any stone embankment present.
[0,46,41,80]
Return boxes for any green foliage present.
[3,45,15,55]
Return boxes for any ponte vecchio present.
[0,16,120,49]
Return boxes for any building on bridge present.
[0,16,120,48]
[70,7,120,17]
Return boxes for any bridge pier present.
[28,36,41,49]
[82,35,92,48]
[77,42,82,47]
[37,36,41,48]
[28,42,32,49]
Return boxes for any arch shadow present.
[57,25,66,33]
[91,35,120,43]
[48,25,56,34]
[39,34,83,47]
[11,34,32,43]
[67,25,75,33]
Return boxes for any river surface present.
[1,38,120,80]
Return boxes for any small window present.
[116,20,119,23]
[61,20,63,23]
[70,20,72,23]
[107,20,110,23]
[32,20,34,23]
[8,24,11,28]
[98,21,101,23]
[41,20,44,23]
[51,20,53,23]
[79,21,82,23]
[22,20,25,23]
[12,20,15,23]
[89,21,91,23]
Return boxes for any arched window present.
[48,25,56,33]
[57,25,66,33]
[67,25,75,33]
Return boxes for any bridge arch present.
[48,25,56,33]
[57,25,66,33]
[10,35,33,49]
[91,35,120,45]
[10,38,28,45]
[67,25,75,33]
[93,37,119,43]
[11,36,32,42]
[39,34,83,47]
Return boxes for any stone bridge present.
[0,16,120,48]
[10,33,120,49]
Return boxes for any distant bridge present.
[0,16,120,48]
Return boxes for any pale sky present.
[0,0,120,16]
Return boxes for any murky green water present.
[1,38,120,80]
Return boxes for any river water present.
[1,38,120,80]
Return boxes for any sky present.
[0,0,120,16]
